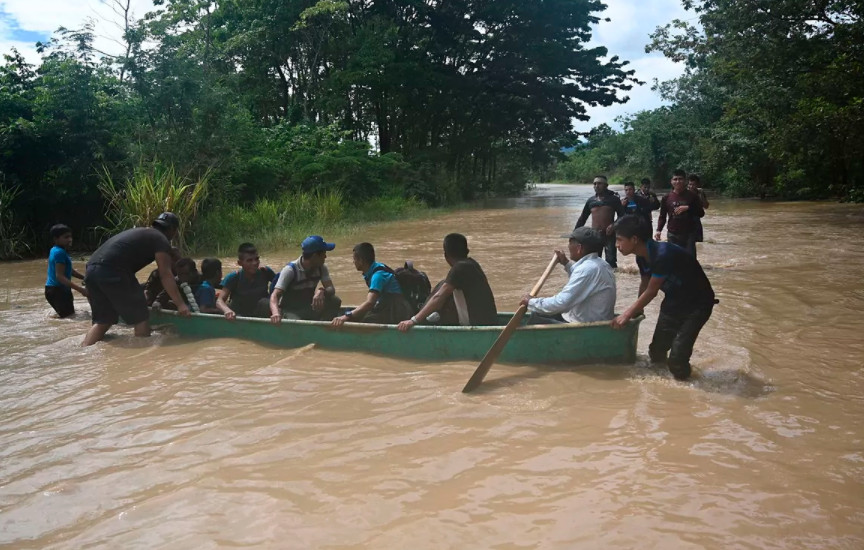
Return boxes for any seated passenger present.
[217,243,276,319]
[195,258,223,314]
[397,233,497,331]
[331,243,413,326]
[155,257,200,310]
[522,227,616,324]
[269,235,341,323]
[144,246,182,306]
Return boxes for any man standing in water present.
[82,212,190,346]
[688,174,710,246]
[612,215,716,381]
[621,181,653,226]
[574,175,624,268]
[637,178,661,211]
[656,169,704,258]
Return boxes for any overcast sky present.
[0,0,690,131]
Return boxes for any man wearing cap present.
[520,227,616,324]
[574,175,624,268]
[270,235,341,322]
[82,212,190,346]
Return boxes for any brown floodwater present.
[1,184,863,549]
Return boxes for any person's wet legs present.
[666,306,712,380]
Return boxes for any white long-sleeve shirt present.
[528,253,616,323]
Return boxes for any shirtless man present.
[574,175,624,268]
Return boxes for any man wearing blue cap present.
[269,235,341,322]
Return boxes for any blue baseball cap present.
[301,235,336,253]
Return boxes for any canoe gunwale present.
[150,308,645,332]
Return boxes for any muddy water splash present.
[1,185,863,548]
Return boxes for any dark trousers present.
[45,286,75,318]
[362,294,413,325]
[599,231,617,268]
[667,232,697,260]
[282,294,342,321]
[527,312,566,325]
[648,304,713,380]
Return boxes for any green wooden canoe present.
[149,309,642,365]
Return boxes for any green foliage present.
[1,0,641,256]
[191,191,424,255]
[640,0,864,199]
[0,182,29,259]
[99,163,210,250]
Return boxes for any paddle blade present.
[461,254,559,394]
[461,305,528,393]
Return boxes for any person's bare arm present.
[155,251,190,316]
[55,263,87,295]
[71,268,84,280]
[312,279,334,311]
[216,287,235,320]
[612,276,664,329]
[397,282,456,332]
[269,288,283,324]
[332,291,378,327]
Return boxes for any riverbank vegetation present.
[0,0,639,258]
[557,0,863,201]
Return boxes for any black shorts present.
[85,265,148,325]
[45,286,75,318]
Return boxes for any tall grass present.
[0,182,29,260]
[99,163,210,250]
[190,191,426,255]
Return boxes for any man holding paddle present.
[520,227,615,324]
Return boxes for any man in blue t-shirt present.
[621,181,653,225]
[45,224,87,318]
[331,242,413,326]
[611,215,716,380]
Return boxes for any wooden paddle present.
[462,254,560,393]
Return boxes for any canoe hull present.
[150,310,642,365]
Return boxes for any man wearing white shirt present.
[521,227,616,324]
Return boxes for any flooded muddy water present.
[1,184,863,548]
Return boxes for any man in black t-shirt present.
[83,212,190,346]
[611,215,716,381]
[397,233,497,331]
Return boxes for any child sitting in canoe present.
[331,242,413,326]
[155,257,200,311]
[144,247,182,306]
[217,243,276,320]
[269,236,341,322]
[195,258,223,314]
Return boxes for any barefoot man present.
[574,175,624,268]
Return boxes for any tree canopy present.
[0,0,638,254]
[557,0,864,201]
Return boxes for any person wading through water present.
[82,212,190,346]
[574,175,624,268]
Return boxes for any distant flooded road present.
[1,184,863,548]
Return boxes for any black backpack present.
[395,261,432,313]
[371,261,432,313]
